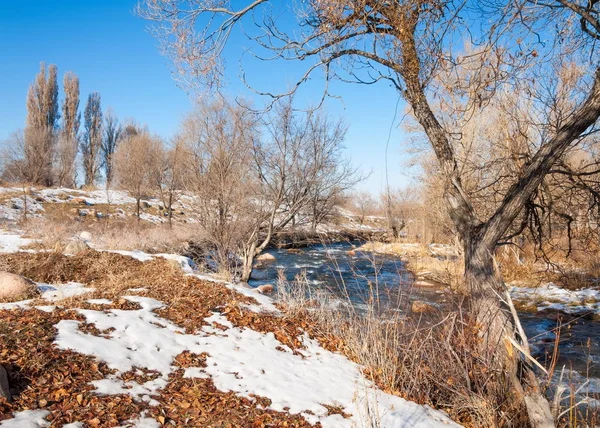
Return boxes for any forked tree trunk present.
[465,240,554,427]
[240,242,257,283]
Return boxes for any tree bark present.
[465,240,553,427]
[240,241,257,282]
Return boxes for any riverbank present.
[355,241,462,290]
[0,241,459,427]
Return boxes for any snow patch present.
[193,274,279,313]
[0,232,37,253]
[53,296,458,427]
[38,282,95,301]
[0,410,50,427]
[183,367,209,379]
[510,283,600,314]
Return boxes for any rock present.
[256,253,276,263]
[79,231,93,242]
[0,365,11,402]
[64,239,90,255]
[413,279,437,288]
[0,272,38,300]
[287,248,303,254]
[250,270,269,281]
[254,284,274,294]
[78,209,89,217]
[142,201,151,209]
[71,197,86,204]
[347,250,356,256]
[411,300,437,314]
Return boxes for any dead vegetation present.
[0,250,326,426]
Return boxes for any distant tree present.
[102,108,122,187]
[56,72,80,187]
[353,191,377,225]
[303,112,361,231]
[1,131,38,222]
[114,132,161,219]
[153,136,187,225]
[81,92,103,186]
[24,62,59,186]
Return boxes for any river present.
[249,241,600,403]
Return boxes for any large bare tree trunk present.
[240,242,257,283]
[465,242,554,426]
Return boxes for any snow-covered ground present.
[0,282,95,310]
[0,229,460,427]
[0,231,37,253]
[510,282,600,315]
[49,293,457,427]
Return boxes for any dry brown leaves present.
[0,250,323,426]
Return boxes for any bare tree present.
[303,111,361,231]
[102,108,122,187]
[81,92,103,187]
[352,191,377,225]
[1,131,40,222]
[138,0,600,424]
[24,62,60,186]
[153,136,187,225]
[114,132,161,220]
[182,99,258,271]
[56,72,80,187]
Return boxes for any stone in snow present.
[79,231,93,242]
[256,253,276,263]
[64,239,90,255]
[0,272,38,300]
[254,284,274,294]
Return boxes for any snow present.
[0,300,33,310]
[38,282,95,301]
[510,283,600,314]
[35,305,57,313]
[0,283,94,311]
[0,232,36,253]
[193,274,279,312]
[38,188,136,206]
[0,196,44,222]
[118,416,161,428]
[0,410,49,427]
[183,367,209,379]
[53,295,458,427]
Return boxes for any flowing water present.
[249,241,600,400]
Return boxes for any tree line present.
[1,63,128,188]
[0,65,362,281]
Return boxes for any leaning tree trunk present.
[465,241,554,427]
[240,241,257,283]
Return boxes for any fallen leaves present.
[0,253,320,426]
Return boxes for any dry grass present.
[20,214,201,255]
[276,272,535,427]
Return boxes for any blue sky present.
[0,0,417,193]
